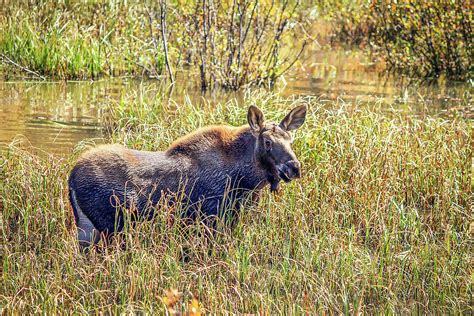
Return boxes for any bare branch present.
[0,54,46,80]
[159,0,175,83]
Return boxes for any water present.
[0,80,111,155]
[0,50,471,156]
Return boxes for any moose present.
[69,105,307,249]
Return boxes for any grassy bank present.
[0,2,165,79]
[0,1,303,88]
[1,91,471,313]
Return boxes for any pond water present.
[0,50,471,156]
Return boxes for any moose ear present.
[247,105,265,133]
[279,105,307,131]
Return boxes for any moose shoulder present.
[69,105,307,249]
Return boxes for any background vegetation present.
[0,0,304,87]
[322,0,473,80]
[1,91,471,313]
[1,0,471,84]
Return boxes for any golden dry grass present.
[1,91,471,314]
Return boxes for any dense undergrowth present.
[1,1,471,85]
[0,0,303,87]
[1,91,471,313]
[323,0,472,80]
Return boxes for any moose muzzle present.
[277,160,301,182]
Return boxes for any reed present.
[0,0,302,87]
[1,90,471,313]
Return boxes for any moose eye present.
[264,138,272,152]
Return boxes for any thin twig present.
[159,0,175,83]
[146,6,161,78]
[0,54,46,80]
[275,40,307,78]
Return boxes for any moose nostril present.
[293,165,301,178]
[286,160,301,178]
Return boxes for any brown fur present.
[68,105,307,248]
[167,125,248,158]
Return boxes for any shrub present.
[168,0,306,89]
[328,0,472,80]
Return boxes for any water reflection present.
[0,80,111,155]
[281,50,471,111]
[0,50,470,156]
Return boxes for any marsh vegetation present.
[1,0,472,84]
[0,0,472,314]
[1,91,472,313]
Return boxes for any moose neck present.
[166,125,273,191]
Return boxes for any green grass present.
[1,18,105,79]
[0,0,301,86]
[0,2,164,79]
[0,91,472,313]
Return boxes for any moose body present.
[69,105,307,249]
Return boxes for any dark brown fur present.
[69,105,307,248]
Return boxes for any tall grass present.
[1,17,105,79]
[1,91,472,313]
[0,0,302,86]
[0,2,164,79]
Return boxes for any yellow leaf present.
[188,298,201,316]
[162,288,181,311]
